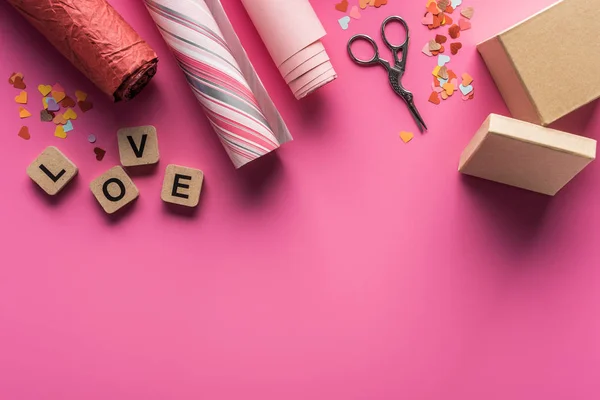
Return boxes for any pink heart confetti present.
[459,18,471,31]
[349,5,361,19]
[422,12,434,25]
[422,42,433,57]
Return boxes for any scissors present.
[348,16,427,132]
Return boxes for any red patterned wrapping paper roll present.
[7,0,159,101]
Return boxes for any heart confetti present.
[458,18,471,31]
[60,96,76,108]
[38,84,52,96]
[450,42,462,55]
[18,126,30,140]
[54,125,67,139]
[40,109,53,122]
[63,120,74,133]
[52,83,65,93]
[63,108,77,120]
[438,54,451,66]
[19,107,32,119]
[462,72,474,86]
[75,90,88,102]
[428,91,441,105]
[13,76,26,89]
[94,147,106,161]
[8,72,23,85]
[46,98,60,112]
[359,0,369,9]
[399,131,414,143]
[435,34,447,44]
[335,0,348,12]
[349,5,361,19]
[338,16,350,30]
[78,100,93,113]
[422,43,433,57]
[51,90,66,103]
[461,6,474,19]
[53,113,67,125]
[15,91,27,104]
[448,24,461,39]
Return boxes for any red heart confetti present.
[94,147,106,161]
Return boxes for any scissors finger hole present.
[382,17,408,49]
[347,35,379,64]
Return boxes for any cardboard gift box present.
[459,114,596,196]
[477,0,600,126]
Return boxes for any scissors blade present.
[405,97,427,133]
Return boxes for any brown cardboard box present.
[459,114,596,196]
[477,0,600,126]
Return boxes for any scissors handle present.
[347,34,382,66]
[381,16,410,68]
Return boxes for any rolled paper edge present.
[279,40,336,98]
[113,58,159,102]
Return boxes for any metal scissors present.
[348,16,427,132]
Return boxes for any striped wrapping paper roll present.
[145,0,291,168]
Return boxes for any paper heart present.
[462,73,474,86]
[432,83,444,93]
[443,14,453,26]
[13,76,26,89]
[53,113,67,125]
[447,70,457,81]
[75,90,88,102]
[38,84,52,96]
[78,100,93,113]
[15,91,27,104]
[441,91,449,100]
[335,0,348,13]
[18,107,31,119]
[438,54,451,67]
[461,6,474,19]
[374,0,387,7]
[422,12,434,26]
[63,108,77,120]
[450,42,462,55]
[8,72,23,85]
[60,96,76,108]
[46,98,60,112]
[451,0,462,7]
[422,42,433,56]
[450,78,458,88]
[437,77,448,86]
[18,126,30,140]
[449,24,460,39]
[435,34,447,44]
[359,0,369,9]
[428,92,441,105]
[63,120,74,133]
[428,39,442,52]
[459,84,473,95]
[438,66,449,79]
[52,83,65,93]
[51,90,66,103]
[399,131,414,143]
[94,147,106,161]
[349,5,361,19]
[338,16,350,30]
[459,18,471,31]
[438,0,449,10]
[427,3,440,13]
[54,125,67,139]
[40,109,53,122]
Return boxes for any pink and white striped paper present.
[144,0,292,168]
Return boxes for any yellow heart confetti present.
[399,131,414,143]
[18,106,32,119]
[42,97,48,110]
[75,90,88,102]
[38,84,52,96]
[15,91,27,104]
[63,108,77,120]
[54,125,67,139]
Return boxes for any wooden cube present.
[459,114,596,196]
[27,146,78,195]
[161,164,204,207]
[90,166,139,214]
[117,125,160,167]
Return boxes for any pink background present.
[1,0,600,398]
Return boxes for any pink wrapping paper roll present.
[240,0,337,99]
[145,0,291,168]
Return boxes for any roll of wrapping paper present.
[144,0,291,168]
[240,0,337,100]
[7,0,158,101]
